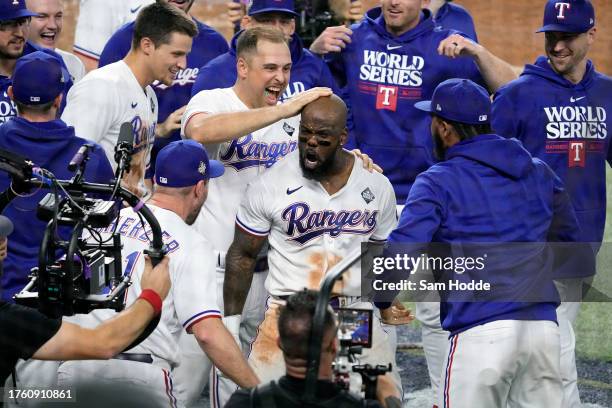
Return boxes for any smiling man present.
[26,0,86,82]
[491,1,611,407]
[61,2,197,198]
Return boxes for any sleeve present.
[0,302,61,360]
[73,0,120,60]
[235,180,273,237]
[173,242,223,334]
[546,164,581,242]
[61,77,118,143]
[491,85,520,139]
[99,26,132,68]
[181,89,223,137]
[370,179,398,242]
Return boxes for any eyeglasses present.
[0,17,31,31]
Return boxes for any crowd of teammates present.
[0,0,609,407]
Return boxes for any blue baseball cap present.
[12,51,69,105]
[414,79,491,125]
[536,0,595,33]
[155,140,224,188]
[0,0,38,22]
[248,0,298,17]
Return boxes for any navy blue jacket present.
[0,43,73,125]
[492,57,612,264]
[387,134,581,335]
[433,2,477,41]
[99,19,229,176]
[191,31,338,99]
[325,8,483,203]
[0,118,113,302]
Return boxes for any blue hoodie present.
[0,117,114,302]
[492,57,612,265]
[0,43,73,125]
[191,31,338,99]
[98,19,229,176]
[433,2,478,41]
[325,8,484,204]
[387,134,581,335]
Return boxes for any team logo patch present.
[198,161,206,175]
[283,122,295,136]
[361,188,375,204]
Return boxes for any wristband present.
[222,315,242,346]
[139,289,163,316]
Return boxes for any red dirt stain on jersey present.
[307,252,346,293]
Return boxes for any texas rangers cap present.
[155,140,224,188]
[12,51,68,105]
[0,0,38,22]
[536,0,595,33]
[414,78,491,125]
[248,0,298,17]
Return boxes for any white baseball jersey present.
[80,205,221,367]
[73,0,154,60]
[55,48,86,83]
[61,60,158,196]
[237,150,397,296]
[183,87,301,253]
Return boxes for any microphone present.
[114,122,134,172]
[68,145,91,172]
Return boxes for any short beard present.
[0,46,23,60]
[300,150,337,181]
[432,132,447,161]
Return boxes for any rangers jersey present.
[236,150,397,296]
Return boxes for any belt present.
[216,250,268,273]
[112,353,153,364]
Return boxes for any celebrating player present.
[223,95,407,393]
[57,140,259,407]
[491,1,611,406]
[62,2,197,198]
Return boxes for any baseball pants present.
[210,268,268,408]
[437,319,562,408]
[248,298,403,396]
[172,331,213,407]
[4,359,60,408]
[57,359,180,408]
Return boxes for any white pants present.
[3,359,60,408]
[210,269,268,408]
[57,359,180,408]
[172,332,213,407]
[248,298,403,396]
[437,320,562,408]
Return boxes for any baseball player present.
[62,2,197,198]
[26,0,86,82]
[0,0,73,125]
[98,0,229,184]
[491,1,611,406]
[382,78,581,408]
[224,95,407,393]
[322,1,518,401]
[72,0,154,71]
[57,140,259,408]
[191,0,338,101]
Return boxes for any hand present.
[376,373,401,408]
[380,299,413,325]
[278,87,333,118]
[437,33,483,59]
[309,26,353,55]
[348,0,364,21]
[329,0,364,21]
[155,105,186,138]
[226,1,245,25]
[0,237,7,261]
[140,255,171,300]
[351,148,382,173]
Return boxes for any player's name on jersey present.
[372,278,491,292]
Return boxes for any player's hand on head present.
[155,105,187,138]
[140,255,171,300]
[0,237,7,261]
[309,26,353,55]
[380,299,413,325]
[437,33,482,59]
[280,87,333,118]
[226,1,246,24]
[351,149,383,173]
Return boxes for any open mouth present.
[40,31,57,44]
[264,86,282,104]
[304,151,319,169]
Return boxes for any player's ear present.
[339,127,348,147]
[139,37,155,56]
[236,56,249,79]
[53,93,63,111]
[6,86,13,101]
[587,27,596,45]
[240,15,252,30]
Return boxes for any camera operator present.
[0,51,113,303]
[0,255,170,384]
[226,290,401,408]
